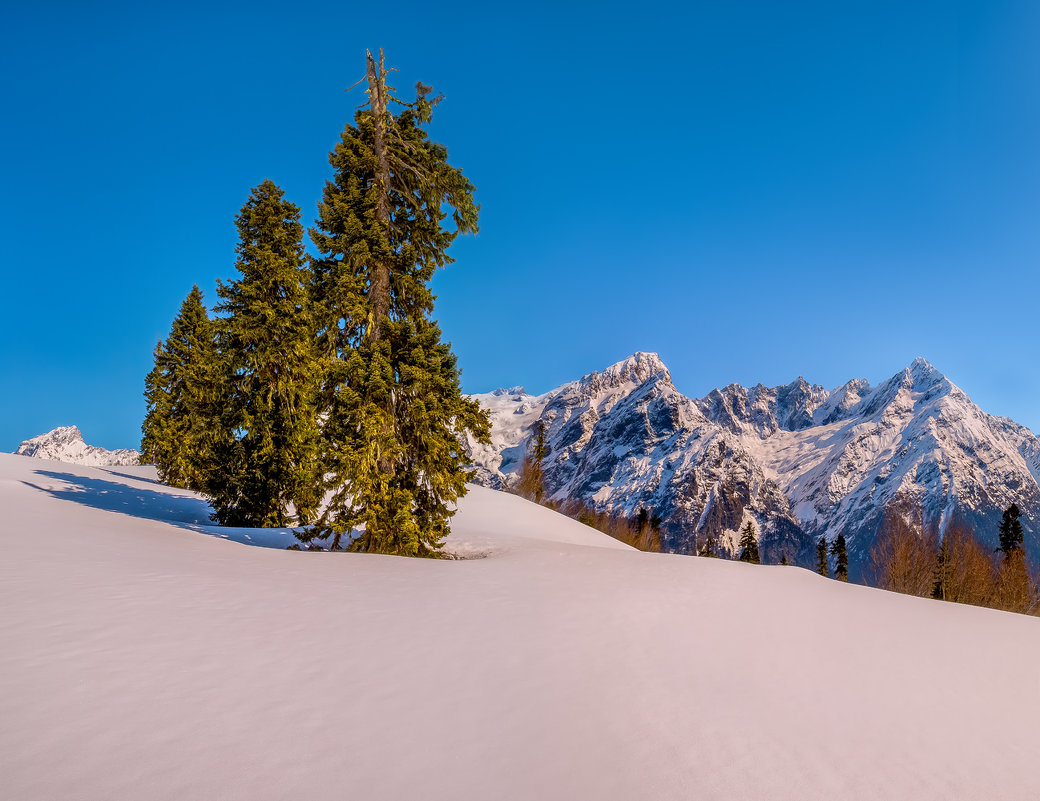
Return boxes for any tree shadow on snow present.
[100,467,161,485]
[23,470,214,528]
[23,470,304,550]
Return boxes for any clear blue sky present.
[2,0,1039,451]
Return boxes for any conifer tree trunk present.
[365,49,392,345]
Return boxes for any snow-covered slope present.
[14,426,140,467]
[469,354,1040,568]
[2,452,1038,800]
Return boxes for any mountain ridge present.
[467,354,1040,571]
[14,426,141,467]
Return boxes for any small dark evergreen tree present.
[308,50,489,554]
[630,506,663,552]
[997,503,1024,558]
[141,285,221,490]
[830,532,849,581]
[211,180,321,527]
[738,520,760,564]
[516,419,549,504]
[779,553,789,566]
[815,535,830,577]
[699,528,719,558]
[932,536,950,600]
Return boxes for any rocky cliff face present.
[14,426,141,467]
[468,354,1040,572]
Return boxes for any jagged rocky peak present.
[574,352,671,397]
[14,426,141,467]
[857,358,952,418]
[905,356,946,389]
[774,376,829,431]
[490,385,527,398]
[697,376,829,436]
[814,377,872,424]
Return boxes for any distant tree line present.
[141,51,490,556]
[867,503,1038,615]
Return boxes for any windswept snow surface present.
[2,453,1039,800]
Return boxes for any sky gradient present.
[2,0,1039,451]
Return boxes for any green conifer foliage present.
[779,553,789,566]
[308,50,489,554]
[141,286,221,490]
[831,532,849,581]
[997,503,1024,558]
[816,535,830,577]
[738,521,760,564]
[212,181,321,527]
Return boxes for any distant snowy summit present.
[14,426,140,467]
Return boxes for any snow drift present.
[2,452,1038,800]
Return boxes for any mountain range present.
[467,353,1040,573]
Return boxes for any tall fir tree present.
[212,180,321,527]
[307,50,489,554]
[738,520,760,564]
[830,532,849,581]
[997,503,1024,558]
[141,285,222,490]
[815,535,830,577]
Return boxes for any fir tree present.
[997,503,1024,558]
[141,285,221,490]
[738,520,760,564]
[630,506,663,552]
[699,529,719,558]
[932,535,950,600]
[516,419,549,504]
[308,50,490,554]
[779,553,789,566]
[211,181,321,527]
[815,535,830,577]
[830,532,849,581]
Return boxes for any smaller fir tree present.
[830,532,849,581]
[738,520,760,564]
[816,535,830,577]
[779,553,789,566]
[141,285,222,490]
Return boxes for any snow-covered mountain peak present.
[581,351,670,392]
[904,356,947,390]
[14,426,140,467]
[490,385,528,398]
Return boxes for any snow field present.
[1,453,1039,800]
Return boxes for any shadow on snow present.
[22,470,304,550]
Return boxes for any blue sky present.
[2,0,1039,450]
